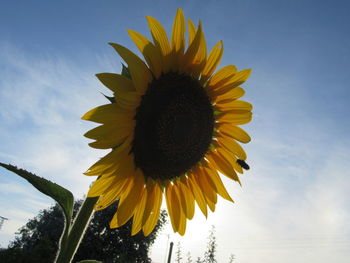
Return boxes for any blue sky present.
[1,0,350,262]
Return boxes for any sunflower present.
[82,8,252,236]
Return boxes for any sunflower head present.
[82,8,252,236]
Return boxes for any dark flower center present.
[132,72,214,181]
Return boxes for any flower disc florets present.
[133,72,214,181]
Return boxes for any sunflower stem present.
[55,196,99,263]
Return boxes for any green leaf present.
[77,260,102,263]
[100,92,116,103]
[121,63,131,79]
[0,163,74,237]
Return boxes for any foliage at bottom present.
[0,200,167,263]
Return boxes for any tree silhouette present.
[175,241,183,263]
[0,200,167,263]
[204,226,217,263]
[228,254,235,263]
[186,251,193,263]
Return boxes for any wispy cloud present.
[0,42,119,246]
[0,42,117,191]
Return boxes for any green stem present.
[55,196,99,263]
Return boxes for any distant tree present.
[196,257,203,263]
[228,254,235,263]
[204,225,217,263]
[175,241,183,263]
[186,251,193,263]
[0,200,167,263]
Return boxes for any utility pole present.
[167,241,174,263]
[0,216,9,231]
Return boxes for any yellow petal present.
[142,180,156,225]
[88,164,118,179]
[95,154,133,181]
[173,180,187,219]
[88,176,119,197]
[187,20,207,76]
[142,181,163,236]
[131,187,148,236]
[216,146,244,175]
[81,103,133,124]
[181,23,202,72]
[171,8,186,53]
[115,90,141,110]
[110,169,145,228]
[177,178,195,219]
[128,30,162,78]
[187,18,196,45]
[170,8,185,71]
[216,123,251,143]
[206,150,240,183]
[207,65,238,88]
[196,167,217,205]
[88,136,130,150]
[234,161,244,174]
[209,69,251,98]
[172,181,187,235]
[198,176,216,213]
[211,87,245,103]
[146,16,172,72]
[216,111,252,125]
[200,41,223,85]
[165,182,181,232]
[96,73,135,93]
[177,207,187,236]
[84,137,132,176]
[88,128,132,149]
[207,198,216,212]
[109,43,152,93]
[187,172,208,217]
[93,177,130,210]
[215,100,253,112]
[203,161,233,202]
[216,133,247,160]
[221,69,251,89]
[84,121,134,140]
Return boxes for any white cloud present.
[0,43,117,246]
[0,43,115,192]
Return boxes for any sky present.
[1,0,350,262]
